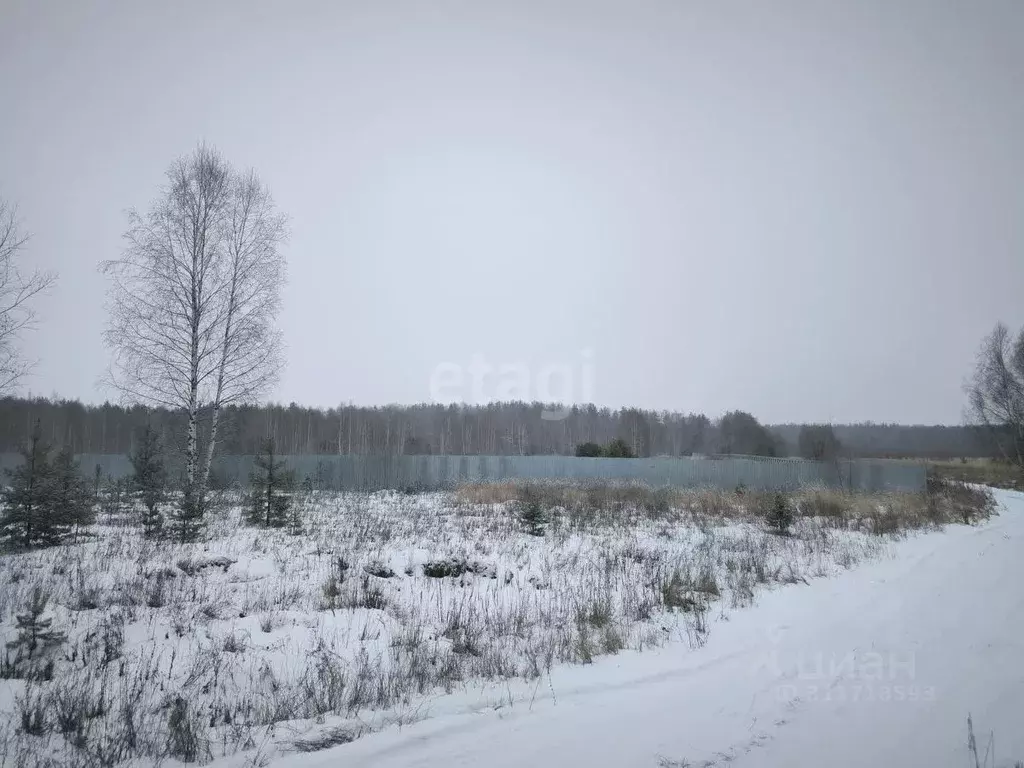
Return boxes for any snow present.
[249,489,1024,768]
[0,485,1017,767]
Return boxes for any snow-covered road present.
[287,489,1024,768]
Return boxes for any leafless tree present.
[966,322,1024,466]
[199,169,286,485]
[0,199,57,394]
[101,145,286,522]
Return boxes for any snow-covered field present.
[312,487,1024,768]
[0,483,1009,767]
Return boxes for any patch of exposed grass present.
[930,459,1024,491]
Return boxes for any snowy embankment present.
[0,483,1011,767]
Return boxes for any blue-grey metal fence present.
[0,453,926,493]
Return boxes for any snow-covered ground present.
[272,488,1024,768]
[0,484,1013,767]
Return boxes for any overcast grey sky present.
[1,0,1022,424]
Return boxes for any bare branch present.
[101,145,287,500]
[966,322,1024,465]
[0,198,57,394]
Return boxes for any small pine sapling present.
[50,446,95,544]
[764,492,795,535]
[518,486,547,536]
[130,425,167,538]
[93,463,103,502]
[247,436,295,528]
[5,588,66,677]
[1,422,56,549]
[175,488,206,542]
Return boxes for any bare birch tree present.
[102,146,286,535]
[966,322,1024,466]
[0,199,57,394]
[198,169,286,486]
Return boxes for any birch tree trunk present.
[103,146,286,537]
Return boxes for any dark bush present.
[603,438,635,458]
[363,561,395,579]
[422,557,470,578]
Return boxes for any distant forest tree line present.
[2,140,1020,549]
[0,396,1000,461]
